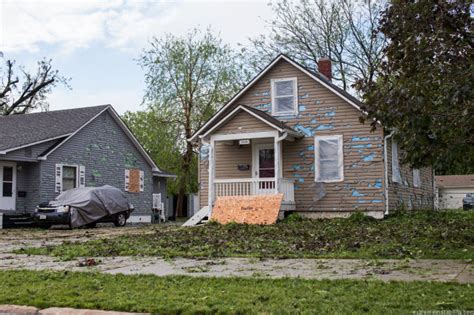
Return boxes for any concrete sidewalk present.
[0,254,472,283]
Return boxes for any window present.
[55,164,85,193]
[62,166,77,191]
[271,77,298,116]
[315,135,344,182]
[2,166,13,197]
[413,168,421,187]
[125,169,144,193]
[391,141,401,183]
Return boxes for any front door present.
[0,162,16,211]
[253,143,276,194]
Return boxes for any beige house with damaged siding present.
[189,54,435,219]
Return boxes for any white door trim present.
[252,142,274,179]
[0,161,17,211]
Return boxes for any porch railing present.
[213,178,294,203]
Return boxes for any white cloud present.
[0,0,273,54]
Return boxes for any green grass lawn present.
[1,270,472,314]
[17,210,474,260]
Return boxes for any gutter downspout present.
[383,131,394,216]
[275,132,288,191]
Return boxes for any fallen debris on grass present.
[17,210,474,260]
[77,258,99,267]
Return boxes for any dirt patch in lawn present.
[0,224,158,253]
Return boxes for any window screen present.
[272,78,297,115]
[62,166,77,191]
[315,135,343,182]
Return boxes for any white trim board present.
[201,105,286,139]
[210,131,278,142]
[190,54,366,142]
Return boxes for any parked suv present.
[32,185,134,228]
[463,193,474,210]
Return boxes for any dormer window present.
[271,77,298,116]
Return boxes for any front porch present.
[206,130,300,212]
[193,105,306,215]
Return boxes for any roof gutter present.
[277,131,288,142]
[384,131,394,216]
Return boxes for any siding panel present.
[199,59,434,216]
[41,111,154,215]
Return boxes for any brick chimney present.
[318,58,332,81]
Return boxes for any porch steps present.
[182,206,210,227]
[0,213,35,229]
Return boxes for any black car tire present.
[114,212,127,227]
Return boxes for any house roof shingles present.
[190,54,365,141]
[0,105,108,152]
[436,175,474,188]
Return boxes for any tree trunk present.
[175,186,186,218]
[175,132,194,218]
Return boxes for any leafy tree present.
[243,0,387,90]
[0,57,68,115]
[356,0,473,175]
[138,29,249,217]
[123,109,183,194]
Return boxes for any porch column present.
[274,136,281,193]
[208,138,215,213]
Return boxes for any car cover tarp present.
[52,185,133,228]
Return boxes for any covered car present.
[33,185,134,228]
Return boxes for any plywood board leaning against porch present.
[211,194,283,225]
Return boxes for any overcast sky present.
[0,0,274,114]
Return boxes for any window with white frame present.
[271,77,298,116]
[392,141,401,183]
[413,168,421,187]
[55,164,85,193]
[314,135,344,182]
[62,165,77,191]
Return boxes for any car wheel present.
[114,212,127,227]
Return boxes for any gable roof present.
[190,54,365,142]
[201,105,302,139]
[0,105,164,174]
[436,175,474,188]
[0,105,108,152]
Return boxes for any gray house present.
[0,105,174,222]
